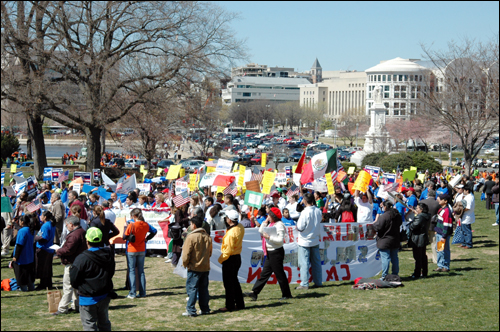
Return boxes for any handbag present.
[128,223,136,243]
[452,225,464,245]
[47,287,62,313]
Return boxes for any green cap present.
[85,227,103,243]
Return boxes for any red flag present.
[294,151,306,174]
[158,221,171,249]
[213,175,235,187]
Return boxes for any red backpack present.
[341,210,355,223]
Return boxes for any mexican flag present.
[300,149,337,185]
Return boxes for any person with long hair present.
[35,211,57,290]
[12,215,36,291]
[334,194,358,222]
[123,208,157,299]
[61,205,88,245]
[90,206,119,248]
[408,203,431,279]
[171,204,190,267]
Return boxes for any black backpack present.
[168,224,182,241]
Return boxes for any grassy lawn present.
[1,192,498,331]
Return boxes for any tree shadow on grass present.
[1,293,45,299]
[473,240,496,245]
[109,304,136,310]
[142,291,177,298]
[148,286,185,291]
[452,267,483,272]
[453,257,477,262]
[293,292,329,299]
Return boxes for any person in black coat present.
[89,206,120,249]
[483,176,496,210]
[373,201,402,280]
[408,203,431,279]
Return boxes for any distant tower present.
[311,58,322,83]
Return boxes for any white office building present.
[365,57,431,120]
[221,76,311,105]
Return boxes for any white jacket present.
[259,221,285,251]
[285,202,300,220]
[296,205,322,247]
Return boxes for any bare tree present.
[2,1,247,171]
[337,106,368,146]
[419,37,499,174]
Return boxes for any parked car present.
[125,159,148,168]
[289,152,303,162]
[338,150,351,161]
[485,148,499,156]
[181,159,205,172]
[275,153,289,163]
[108,158,125,168]
[230,155,254,166]
[18,161,34,168]
[157,159,175,168]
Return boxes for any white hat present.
[224,209,240,221]
[456,184,464,189]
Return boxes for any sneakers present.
[492,223,499,226]
[186,297,189,301]
[279,296,293,301]
[182,312,198,317]
[198,310,211,315]
[243,292,257,301]
[126,295,136,299]
[51,311,67,316]
[165,258,172,263]
[295,285,309,290]
[1,251,9,257]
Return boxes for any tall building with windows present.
[365,57,430,120]
[299,70,367,121]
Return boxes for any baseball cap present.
[271,192,280,198]
[86,227,103,243]
[455,184,464,189]
[225,209,240,221]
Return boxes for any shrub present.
[364,151,443,174]
[341,162,357,172]
[1,133,20,161]
[361,152,389,168]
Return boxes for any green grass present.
[1,192,498,331]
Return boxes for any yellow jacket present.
[218,223,245,264]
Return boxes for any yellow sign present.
[206,166,216,174]
[156,167,163,176]
[352,170,371,193]
[188,174,198,192]
[179,168,185,177]
[233,163,239,172]
[347,166,355,175]
[261,153,267,168]
[325,173,335,195]
[410,166,418,171]
[217,186,225,194]
[261,171,276,194]
[166,165,181,180]
[418,173,426,183]
[140,165,145,173]
[292,165,297,173]
[238,165,246,188]
[10,164,17,173]
[402,170,416,182]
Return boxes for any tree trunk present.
[101,127,106,154]
[85,126,102,172]
[26,139,32,160]
[27,113,48,180]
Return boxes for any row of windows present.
[235,85,299,90]
[348,83,365,88]
[368,74,425,83]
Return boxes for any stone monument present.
[351,85,392,166]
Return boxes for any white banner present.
[215,158,233,174]
[113,210,169,250]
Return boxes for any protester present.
[89,206,120,248]
[12,215,35,292]
[245,207,292,301]
[284,194,300,221]
[334,193,357,222]
[420,189,441,264]
[354,190,373,223]
[434,194,454,272]
[35,211,57,290]
[483,176,495,210]
[492,177,500,226]
[218,209,245,312]
[1,199,13,256]
[296,193,323,290]
[281,208,296,226]
[373,201,402,280]
[110,193,123,209]
[171,204,190,267]
[102,201,116,224]
[61,205,88,245]
[408,203,431,279]
[206,204,224,230]
[70,227,115,331]
[181,216,212,317]
[459,185,475,249]
[123,208,157,299]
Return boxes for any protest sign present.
[215,159,233,174]
[43,168,53,181]
[74,171,92,185]
[166,165,181,180]
[261,171,276,194]
[179,168,185,178]
[347,166,355,175]
[92,169,101,181]
[199,172,218,188]
[188,175,197,192]
[364,165,380,182]
[26,176,37,195]
[10,164,17,174]
[410,166,418,171]
[5,186,16,197]
[175,180,188,194]
[274,172,287,186]
[417,173,426,183]
[1,172,4,191]
[73,183,82,194]
[206,166,216,174]
[245,180,261,193]
[244,190,264,208]
[261,153,267,168]
[352,170,371,193]
[325,173,335,195]
[233,163,239,172]
[337,171,347,183]
[101,172,117,191]
[176,224,381,283]
[112,211,170,250]
[1,197,13,213]
[116,174,137,194]
[51,168,63,182]
[238,165,246,188]
[136,183,151,195]
[402,170,416,182]
[156,168,164,176]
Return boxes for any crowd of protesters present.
[1,154,498,328]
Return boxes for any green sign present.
[244,190,264,209]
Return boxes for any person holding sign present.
[354,189,373,223]
[218,210,245,312]
[245,208,292,302]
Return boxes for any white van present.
[255,133,269,139]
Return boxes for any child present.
[281,208,295,226]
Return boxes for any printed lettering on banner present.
[43,168,53,181]
[261,171,276,194]
[274,172,287,186]
[179,168,185,177]
[51,168,63,182]
[261,153,267,168]
[92,169,101,181]
[175,180,188,194]
[188,174,197,192]
[136,183,151,195]
[364,165,380,181]
[74,171,91,184]
[325,173,335,195]
[73,183,82,194]
[216,159,233,174]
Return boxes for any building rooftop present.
[366,57,429,73]
[230,76,311,86]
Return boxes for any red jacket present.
[57,227,87,265]
[69,199,88,221]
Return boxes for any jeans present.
[461,224,473,248]
[298,245,323,287]
[379,248,399,279]
[186,271,210,315]
[58,264,78,313]
[436,234,451,270]
[80,296,111,331]
[495,204,499,224]
[127,251,146,297]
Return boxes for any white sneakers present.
[165,258,172,263]
[492,223,499,226]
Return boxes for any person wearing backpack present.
[334,194,357,223]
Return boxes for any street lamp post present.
[299,119,302,137]
[315,121,318,141]
[449,130,453,167]
[285,118,288,133]
[272,119,275,135]
[334,121,337,147]
[356,123,359,148]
